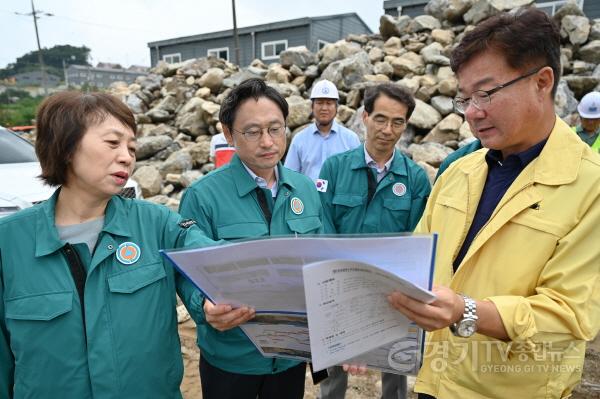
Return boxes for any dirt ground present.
[179,318,599,398]
[178,318,416,399]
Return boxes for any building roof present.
[147,12,372,48]
[67,64,145,75]
[383,0,428,7]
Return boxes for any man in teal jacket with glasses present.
[179,78,323,399]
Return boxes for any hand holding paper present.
[204,300,256,332]
[387,285,463,331]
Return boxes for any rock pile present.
[108,0,598,210]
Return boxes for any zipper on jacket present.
[61,243,88,343]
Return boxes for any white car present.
[0,126,141,218]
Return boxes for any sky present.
[1,0,385,69]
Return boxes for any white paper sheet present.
[162,234,436,372]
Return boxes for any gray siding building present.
[383,0,599,19]
[66,65,148,89]
[14,71,60,87]
[147,13,372,67]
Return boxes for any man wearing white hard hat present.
[284,79,360,180]
[574,91,600,152]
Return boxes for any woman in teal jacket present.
[0,91,212,398]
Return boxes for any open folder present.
[162,234,437,375]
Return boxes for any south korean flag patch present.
[315,179,328,193]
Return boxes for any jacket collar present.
[350,144,408,177]
[35,188,131,257]
[458,116,582,186]
[229,153,294,197]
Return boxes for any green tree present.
[0,45,91,79]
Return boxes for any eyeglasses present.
[371,115,406,132]
[231,124,286,142]
[453,66,544,114]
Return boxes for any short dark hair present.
[450,7,561,97]
[219,78,289,129]
[363,83,416,119]
[35,91,136,186]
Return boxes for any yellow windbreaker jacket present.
[415,117,600,399]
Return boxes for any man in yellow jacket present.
[386,8,600,399]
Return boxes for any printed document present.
[162,234,436,374]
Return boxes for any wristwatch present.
[449,294,478,337]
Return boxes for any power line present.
[14,0,51,95]
[49,14,157,34]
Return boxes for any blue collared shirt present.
[241,162,279,198]
[284,120,361,180]
[453,138,548,270]
[364,146,395,182]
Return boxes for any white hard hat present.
[310,80,339,100]
[577,91,600,119]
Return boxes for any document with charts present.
[162,234,436,374]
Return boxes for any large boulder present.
[408,142,453,167]
[464,0,534,25]
[553,0,585,24]
[368,47,385,63]
[425,0,473,23]
[198,68,226,93]
[391,52,425,77]
[286,95,312,129]
[320,51,373,91]
[431,95,455,116]
[137,73,163,91]
[560,15,590,45]
[136,136,174,160]
[410,15,442,32]
[346,105,366,141]
[420,42,450,65]
[431,29,456,46]
[318,40,362,69]
[132,165,162,197]
[383,37,405,57]
[578,40,600,64]
[188,139,211,167]
[279,46,317,69]
[159,150,193,176]
[125,93,147,114]
[223,68,265,88]
[590,19,600,41]
[409,99,443,130]
[563,75,600,98]
[554,80,578,118]
[379,15,412,40]
[265,63,292,83]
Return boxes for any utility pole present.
[15,0,53,96]
[232,0,241,65]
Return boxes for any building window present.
[162,53,182,64]
[536,0,584,15]
[261,40,288,60]
[317,40,330,50]
[207,47,229,61]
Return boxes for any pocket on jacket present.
[5,291,73,321]
[108,261,167,294]
[216,222,269,240]
[286,216,322,234]
[382,197,411,211]
[436,194,467,212]
[332,193,364,208]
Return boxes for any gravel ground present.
[179,319,599,398]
